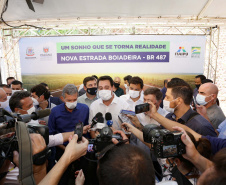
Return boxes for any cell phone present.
[120,110,136,116]
[74,122,83,142]
[192,96,197,111]
[135,103,150,114]
[118,115,123,124]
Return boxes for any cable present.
[1,0,50,30]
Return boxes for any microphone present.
[105,112,113,127]
[30,109,51,120]
[91,112,103,128]
[18,109,51,123]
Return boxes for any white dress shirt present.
[89,94,130,130]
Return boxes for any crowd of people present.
[0,74,225,185]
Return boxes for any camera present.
[74,125,122,154]
[0,108,50,167]
[135,103,150,114]
[143,124,186,158]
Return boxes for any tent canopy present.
[2,0,226,25]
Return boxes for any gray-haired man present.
[48,84,90,138]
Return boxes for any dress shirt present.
[89,94,130,130]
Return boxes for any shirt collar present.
[84,93,97,101]
[172,108,193,124]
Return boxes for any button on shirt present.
[77,93,98,107]
[48,103,89,135]
[89,95,130,130]
[165,108,217,137]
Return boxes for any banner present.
[19,35,206,90]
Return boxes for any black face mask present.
[196,84,200,89]
[114,82,120,88]
[87,87,97,95]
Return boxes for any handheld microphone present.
[91,112,103,128]
[93,115,105,130]
[105,112,113,127]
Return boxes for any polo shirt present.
[165,108,217,137]
[207,103,225,129]
[114,87,124,97]
[77,93,98,107]
[89,94,130,130]
[48,103,89,135]
[202,135,226,155]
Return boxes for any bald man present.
[196,83,225,129]
[113,77,124,97]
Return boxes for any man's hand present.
[145,102,157,118]
[126,114,142,129]
[38,120,46,125]
[64,135,88,163]
[30,134,47,184]
[122,122,137,133]
[30,134,46,155]
[172,126,199,162]
[75,169,85,185]
[83,125,91,134]
[196,105,208,118]
[112,130,129,145]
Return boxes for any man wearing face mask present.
[89,76,130,138]
[196,83,225,129]
[0,88,11,111]
[30,84,60,125]
[123,75,132,94]
[164,81,216,136]
[0,88,12,135]
[0,84,12,97]
[193,75,206,98]
[48,84,90,185]
[113,77,124,97]
[48,84,90,142]
[11,80,23,95]
[78,76,98,107]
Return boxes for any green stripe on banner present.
[56,41,170,53]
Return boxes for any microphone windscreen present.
[105,112,112,121]
[95,112,103,119]
[32,109,51,120]
[97,116,104,123]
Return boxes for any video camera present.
[74,123,122,154]
[0,108,50,167]
[143,124,186,158]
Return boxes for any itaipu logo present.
[191,47,201,58]
[175,47,188,57]
[26,47,35,56]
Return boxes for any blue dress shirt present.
[48,103,89,135]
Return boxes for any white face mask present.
[99,90,112,101]
[163,99,178,113]
[196,94,211,106]
[32,97,39,106]
[66,101,77,109]
[12,90,21,95]
[129,90,140,99]
[27,106,36,114]
[0,99,9,109]
[124,84,128,88]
